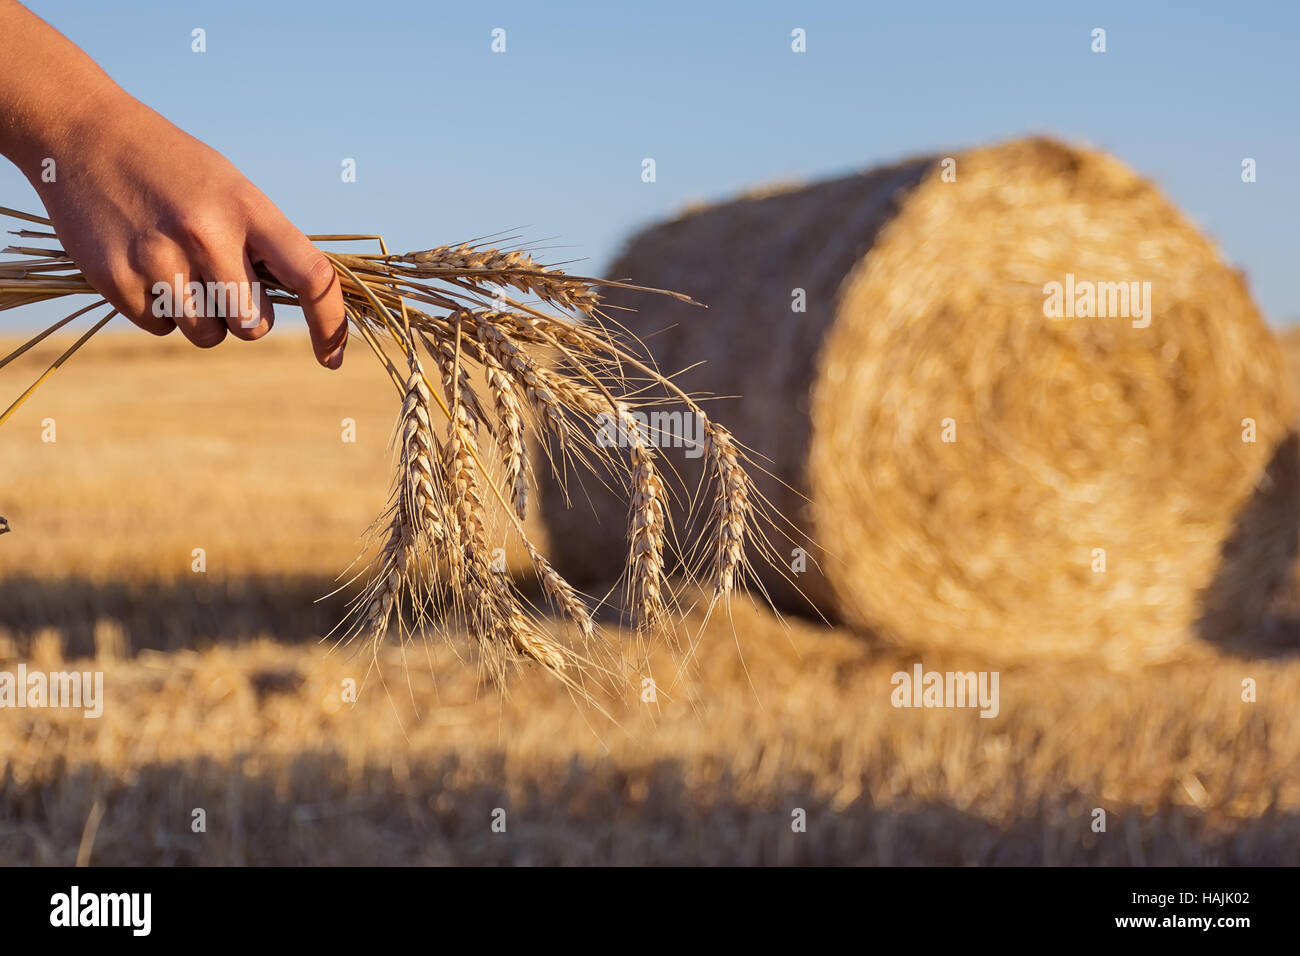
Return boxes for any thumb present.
[248,216,347,367]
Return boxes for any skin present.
[0,0,346,366]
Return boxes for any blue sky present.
[2,0,1297,327]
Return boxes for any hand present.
[36,94,348,366]
[0,0,347,367]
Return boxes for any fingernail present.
[325,347,344,369]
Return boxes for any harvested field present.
[1,330,1299,864]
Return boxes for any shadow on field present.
[1197,431,1300,660]
[0,574,346,656]
[4,751,1296,865]
[0,569,585,658]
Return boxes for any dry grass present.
[1,331,1299,864]
[0,333,391,638]
[2,606,1298,865]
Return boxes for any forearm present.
[0,0,133,178]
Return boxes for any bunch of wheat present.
[0,205,781,691]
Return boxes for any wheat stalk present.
[0,204,782,695]
[703,423,751,600]
[618,404,668,628]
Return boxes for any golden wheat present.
[0,206,780,690]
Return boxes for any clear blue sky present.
[3,0,1297,327]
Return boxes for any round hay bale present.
[541,137,1298,665]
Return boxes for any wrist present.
[12,80,135,182]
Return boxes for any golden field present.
[1,328,1299,865]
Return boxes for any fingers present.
[189,244,275,341]
[123,233,225,342]
[248,215,346,368]
[123,271,179,337]
[241,250,276,338]
[138,274,180,336]
[116,240,183,336]
[171,276,228,349]
[80,205,333,363]
[113,228,279,348]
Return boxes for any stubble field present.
[1,329,1298,865]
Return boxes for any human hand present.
[0,0,347,367]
